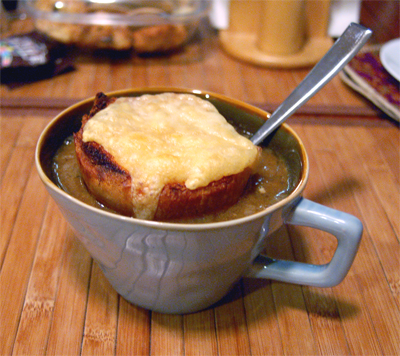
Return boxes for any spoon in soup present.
[251,22,372,145]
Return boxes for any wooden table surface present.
[1,18,399,356]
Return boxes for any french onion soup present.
[52,92,298,223]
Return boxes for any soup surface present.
[52,135,292,223]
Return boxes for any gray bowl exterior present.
[36,88,362,314]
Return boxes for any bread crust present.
[74,92,253,220]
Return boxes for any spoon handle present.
[251,22,372,145]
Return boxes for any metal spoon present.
[251,23,372,145]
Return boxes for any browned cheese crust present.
[74,92,253,220]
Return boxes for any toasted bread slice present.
[74,92,257,221]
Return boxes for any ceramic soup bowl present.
[36,88,363,314]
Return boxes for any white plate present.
[380,38,400,81]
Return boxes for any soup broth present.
[52,135,292,223]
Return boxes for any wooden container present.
[219,0,333,68]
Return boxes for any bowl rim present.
[23,0,210,26]
[35,87,309,231]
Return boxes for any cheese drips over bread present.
[82,93,259,218]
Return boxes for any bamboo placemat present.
[1,111,399,355]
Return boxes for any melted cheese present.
[82,93,259,219]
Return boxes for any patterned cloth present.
[341,47,400,121]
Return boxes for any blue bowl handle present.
[246,198,363,287]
